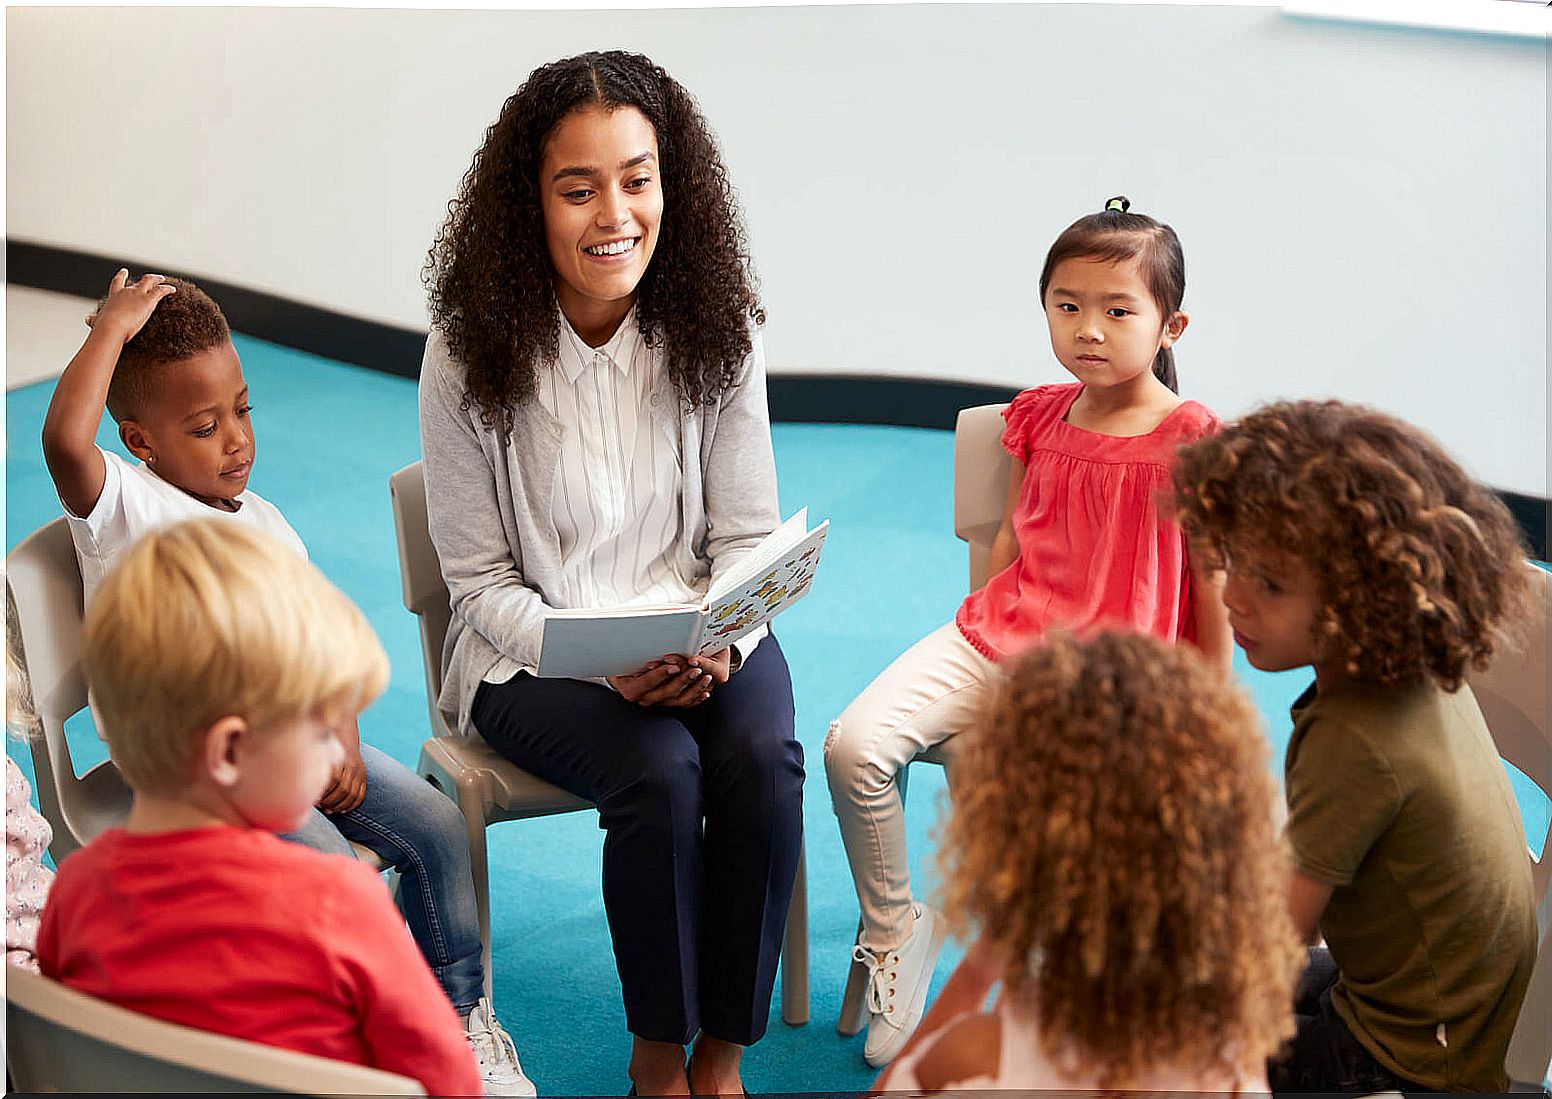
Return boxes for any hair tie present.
[1105,196,1130,213]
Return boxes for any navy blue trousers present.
[472,636,805,1046]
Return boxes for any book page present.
[698,521,828,653]
[706,508,810,605]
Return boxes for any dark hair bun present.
[1104,195,1131,213]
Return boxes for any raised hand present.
[84,269,176,343]
[44,269,178,520]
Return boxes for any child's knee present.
[823,716,892,800]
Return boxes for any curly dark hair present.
[1172,399,1533,690]
[424,50,763,438]
[939,631,1300,1087]
[104,277,231,422]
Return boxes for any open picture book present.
[537,509,829,679]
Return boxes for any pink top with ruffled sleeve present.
[955,383,1219,662]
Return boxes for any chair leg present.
[423,769,496,1006]
[837,916,869,1036]
[461,791,496,1006]
[780,841,809,1026]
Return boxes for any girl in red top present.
[823,197,1231,1068]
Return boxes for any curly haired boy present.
[1172,398,1538,1092]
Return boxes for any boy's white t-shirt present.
[64,447,308,611]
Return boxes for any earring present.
[147,453,157,465]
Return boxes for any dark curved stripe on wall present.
[7,239,428,380]
[8,238,1546,560]
[1501,492,1549,564]
[766,376,1019,429]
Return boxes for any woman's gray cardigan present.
[417,325,781,737]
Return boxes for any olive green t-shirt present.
[1286,679,1537,1092]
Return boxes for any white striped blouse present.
[538,307,702,613]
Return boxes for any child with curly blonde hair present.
[1172,399,1538,1092]
[876,630,1302,1092]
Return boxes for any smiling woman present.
[419,50,803,1099]
[540,106,663,344]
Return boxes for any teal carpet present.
[6,334,1547,1095]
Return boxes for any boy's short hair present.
[104,277,231,423]
[1172,399,1532,689]
[83,519,388,795]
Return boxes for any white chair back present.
[1470,563,1552,921]
[952,403,1010,590]
[389,460,455,729]
[5,965,424,1095]
[5,517,131,862]
[1469,563,1551,1090]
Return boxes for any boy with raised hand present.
[39,269,533,1095]
[38,519,481,1096]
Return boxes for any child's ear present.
[1160,310,1190,348]
[119,419,155,465]
[200,715,251,789]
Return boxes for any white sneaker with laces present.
[463,997,538,1097]
[853,902,947,1068]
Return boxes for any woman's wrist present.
[727,647,744,675]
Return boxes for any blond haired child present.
[1173,399,1538,1092]
[876,630,1301,1092]
[40,270,530,1093]
[36,519,480,1095]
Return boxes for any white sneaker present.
[463,998,538,1097]
[853,902,947,1068]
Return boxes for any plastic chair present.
[1469,562,1551,1090]
[5,517,130,865]
[5,965,423,1095]
[951,402,1014,594]
[4,517,387,870]
[388,460,811,1023]
[836,403,1008,1035]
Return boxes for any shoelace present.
[467,1003,522,1075]
[852,944,901,1018]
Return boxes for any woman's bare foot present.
[688,1033,744,1096]
[628,1036,690,1095]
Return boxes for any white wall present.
[6,4,1545,497]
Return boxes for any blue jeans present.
[281,743,483,1013]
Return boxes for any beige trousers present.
[822,623,998,950]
